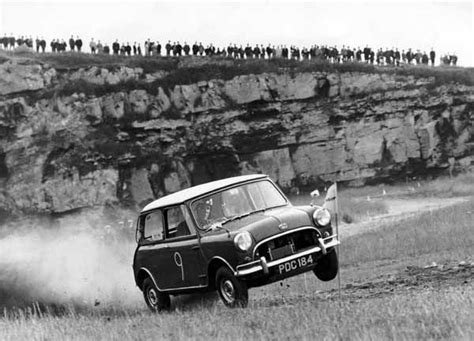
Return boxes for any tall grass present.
[341,197,474,266]
[0,286,472,340]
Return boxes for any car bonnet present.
[223,206,313,241]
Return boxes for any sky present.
[0,0,472,66]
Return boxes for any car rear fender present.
[136,267,158,291]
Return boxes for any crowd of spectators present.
[0,33,459,66]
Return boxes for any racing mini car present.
[133,174,339,310]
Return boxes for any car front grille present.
[254,228,321,261]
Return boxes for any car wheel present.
[313,250,339,281]
[215,267,248,308]
[142,278,171,312]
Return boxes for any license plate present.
[277,254,314,275]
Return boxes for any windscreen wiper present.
[221,208,267,225]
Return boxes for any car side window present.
[143,210,164,241]
[166,205,191,238]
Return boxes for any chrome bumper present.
[235,235,340,277]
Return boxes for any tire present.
[313,250,339,281]
[142,278,171,312]
[215,267,248,308]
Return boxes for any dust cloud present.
[0,210,142,312]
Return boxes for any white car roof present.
[141,174,268,213]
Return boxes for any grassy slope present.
[1,192,473,340]
[1,50,473,95]
[1,287,472,340]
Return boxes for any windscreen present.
[191,180,287,230]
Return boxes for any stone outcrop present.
[0,59,473,216]
[0,61,56,95]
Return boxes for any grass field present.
[1,285,472,340]
[0,177,473,340]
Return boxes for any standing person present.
[414,50,421,64]
[384,48,391,65]
[192,42,199,55]
[26,36,33,48]
[8,34,15,49]
[245,44,252,58]
[96,40,103,54]
[144,39,150,56]
[176,42,182,56]
[238,45,244,59]
[253,45,260,59]
[125,42,131,56]
[112,39,120,55]
[133,42,137,55]
[35,37,40,52]
[355,47,362,61]
[148,41,155,56]
[406,48,413,64]
[451,53,458,66]
[40,37,46,52]
[165,40,172,56]
[75,36,83,52]
[394,48,401,66]
[1,34,7,49]
[266,44,273,59]
[69,35,75,51]
[183,42,190,56]
[16,36,24,47]
[227,43,233,57]
[363,45,370,62]
[50,39,56,53]
[376,48,383,65]
[156,41,161,55]
[89,38,97,54]
[429,48,436,66]
[340,45,347,62]
[421,52,429,65]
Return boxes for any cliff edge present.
[0,53,473,216]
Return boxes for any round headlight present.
[313,208,331,226]
[234,231,253,251]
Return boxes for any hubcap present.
[221,279,235,303]
[148,288,158,306]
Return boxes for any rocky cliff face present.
[0,59,473,216]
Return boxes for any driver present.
[195,201,212,227]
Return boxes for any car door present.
[163,205,206,289]
[137,209,171,290]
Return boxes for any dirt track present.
[318,261,474,302]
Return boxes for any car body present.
[132,174,340,310]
